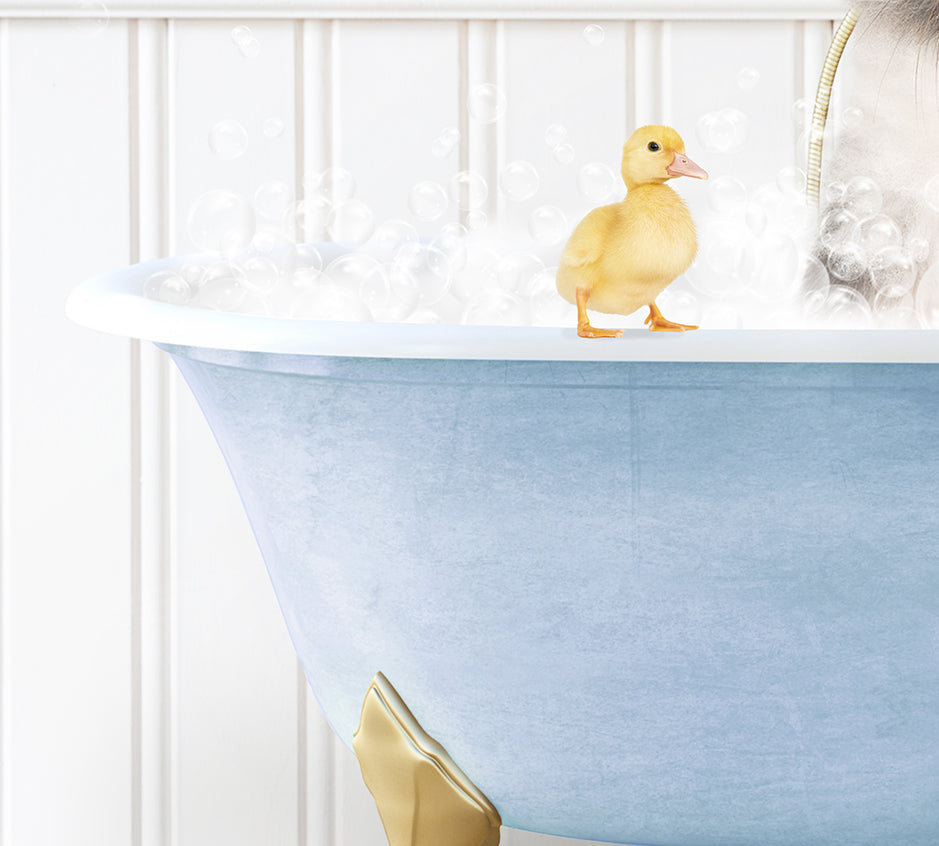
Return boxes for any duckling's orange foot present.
[644,304,698,332]
[578,322,624,339]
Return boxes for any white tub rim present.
[66,253,939,363]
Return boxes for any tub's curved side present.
[164,344,939,846]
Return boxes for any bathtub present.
[68,253,939,846]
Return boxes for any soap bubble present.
[394,242,452,304]
[367,219,419,261]
[582,24,605,45]
[801,255,831,312]
[209,120,249,160]
[825,181,846,205]
[252,227,298,275]
[190,263,248,311]
[317,167,357,205]
[657,286,701,326]
[180,263,208,290]
[289,266,323,293]
[924,175,939,212]
[187,190,255,254]
[295,243,324,273]
[577,163,619,204]
[283,197,329,241]
[869,246,916,298]
[858,214,901,253]
[701,303,743,329]
[528,205,568,244]
[327,199,375,244]
[819,208,859,247]
[263,117,285,139]
[254,180,293,222]
[292,281,373,322]
[737,66,760,91]
[144,270,191,305]
[468,84,507,124]
[707,175,747,215]
[359,263,420,322]
[466,210,489,231]
[73,1,109,37]
[842,106,864,130]
[696,108,748,153]
[745,204,767,236]
[490,251,545,294]
[325,253,383,291]
[431,223,469,274]
[751,233,801,301]
[791,98,809,129]
[529,269,575,326]
[844,177,882,217]
[818,285,873,328]
[231,25,260,58]
[408,181,448,221]
[873,296,921,328]
[916,262,939,327]
[827,242,867,282]
[909,237,930,263]
[448,171,488,210]
[500,161,540,202]
[545,124,568,148]
[462,290,528,325]
[240,254,280,294]
[553,143,575,164]
[432,127,460,158]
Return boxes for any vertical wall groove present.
[0,17,10,846]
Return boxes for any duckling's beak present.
[666,153,708,180]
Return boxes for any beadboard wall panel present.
[0,8,838,846]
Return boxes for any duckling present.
[556,125,708,337]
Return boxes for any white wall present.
[0,3,839,845]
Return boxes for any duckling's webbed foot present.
[576,287,623,338]
[645,302,697,332]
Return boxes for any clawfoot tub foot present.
[353,672,502,846]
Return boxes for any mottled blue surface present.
[163,344,939,846]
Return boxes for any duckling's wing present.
[559,205,616,268]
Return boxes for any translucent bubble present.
[73,1,109,37]
[825,181,846,205]
[776,166,806,196]
[254,180,293,222]
[553,143,576,164]
[701,303,743,329]
[745,204,767,236]
[801,255,830,313]
[448,171,488,210]
[252,228,298,275]
[327,199,375,244]
[491,251,545,295]
[432,127,461,158]
[466,210,489,231]
[431,222,469,274]
[187,190,255,254]
[819,285,873,328]
[500,161,541,202]
[325,253,384,291]
[582,24,605,45]
[231,24,260,58]
[827,242,867,282]
[295,243,324,273]
[263,118,285,139]
[842,106,864,131]
[577,163,619,204]
[393,243,452,305]
[844,177,882,217]
[707,175,747,214]
[656,285,701,326]
[819,208,859,247]
[924,175,939,212]
[367,219,419,261]
[869,246,916,298]
[190,264,248,312]
[240,254,280,294]
[463,290,528,326]
[405,309,445,324]
[144,270,191,305]
[751,233,801,301]
[362,263,421,322]
[545,124,568,148]
[873,296,921,329]
[700,224,756,284]
[290,266,324,292]
[180,263,208,290]
[468,84,507,124]
[858,214,901,253]
[283,197,329,241]
[909,237,930,263]
[528,205,569,244]
[696,108,748,153]
[209,120,249,160]
[915,262,939,327]
[317,167,357,205]
[737,66,760,91]
[408,181,448,222]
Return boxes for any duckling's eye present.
[647,141,661,152]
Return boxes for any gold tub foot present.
[352,672,502,846]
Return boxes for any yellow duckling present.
[556,125,708,338]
